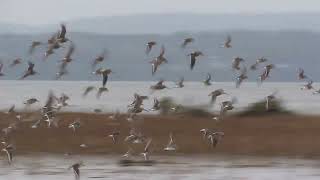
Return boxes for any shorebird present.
[232,57,245,71]
[5,105,15,114]
[150,80,167,90]
[216,97,237,120]
[109,131,120,144]
[24,98,39,105]
[259,64,275,83]
[200,128,212,140]
[207,131,224,148]
[164,133,177,151]
[56,62,69,80]
[0,62,5,76]
[298,68,309,80]
[9,58,22,68]
[181,37,194,48]
[188,51,203,70]
[29,41,42,55]
[69,162,84,180]
[44,114,60,128]
[2,144,14,164]
[265,91,277,111]
[83,86,96,97]
[125,129,146,144]
[100,68,112,87]
[68,120,81,133]
[236,66,248,88]
[250,57,268,70]
[301,80,314,90]
[61,42,75,63]
[150,98,160,111]
[175,77,184,88]
[47,31,58,44]
[44,44,55,59]
[150,45,167,75]
[122,147,133,158]
[92,49,107,69]
[20,61,37,79]
[145,41,157,54]
[128,93,148,110]
[221,35,232,48]
[57,24,69,43]
[96,69,112,98]
[109,110,121,120]
[208,89,227,105]
[141,138,152,160]
[313,89,320,95]
[170,104,183,113]
[203,73,212,86]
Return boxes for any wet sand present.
[2,112,320,156]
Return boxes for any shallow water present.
[0,80,320,114]
[1,154,320,180]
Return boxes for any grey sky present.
[1,0,320,25]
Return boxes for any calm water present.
[0,80,319,114]
[1,154,320,180]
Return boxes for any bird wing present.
[102,74,108,87]
[65,43,75,59]
[144,138,152,152]
[59,24,67,39]
[159,45,165,57]
[190,55,196,70]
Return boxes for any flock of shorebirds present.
[0,24,318,179]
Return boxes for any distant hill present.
[0,31,318,81]
[1,13,320,34]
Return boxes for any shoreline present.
[2,112,320,157]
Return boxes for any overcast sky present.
[1,0,320,25]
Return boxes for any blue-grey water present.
[1,154,320,180]
[0,80,319,114]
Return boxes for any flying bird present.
[57,24,69,43]
[236,66,248,88]
[164,132,177,151]
[203,73,212,86]
[188,51,203,70]
[150,80,167,90]
[9,58,22,68]
[109,131,120,144]
[92,49,107,69]
[69,162,83,180]
[175,77,184,88]
[232,57,245,71]
[141,138,152,161]
[20,62,37,79]
[2,144,14,164]
[145,41,157,54]
[208,89,227,105]
[83,86,96,97]
[221,35,232,48]
[150,45,168,75]
[29,41,42,55]
[181,37,194,48]
[250,57,268,70]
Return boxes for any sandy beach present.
[1,112,320,157]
